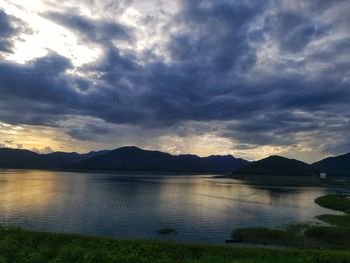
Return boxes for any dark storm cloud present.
[263,11,322,53]
[168,0,267,73]
[222,111,320,146]
[0,9,32,54]
[65,122,112,141]
[0,53,77,125]
[0,49,148,128]
[0,0,350,156]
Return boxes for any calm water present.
[0,169,344,243]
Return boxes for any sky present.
[0,0,349,162]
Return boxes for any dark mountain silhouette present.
[312,152,350,176]
[201,155,248,172]
[43,150,110,168]
[0,146,248,173]
[233,155,316,176]
[67,146,249,172]
[0,148,46,169]
[0,148,109,169]
[1,146,348,175]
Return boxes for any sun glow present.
[2,1,101,66]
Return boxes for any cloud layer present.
[0,0,349,161]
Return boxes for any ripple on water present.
[0,170,342,243]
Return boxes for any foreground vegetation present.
[0,225,350,263]
[231,194,350,251]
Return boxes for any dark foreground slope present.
[233,155,316,176]
[68,146,248,172]
[0,224,349,263]
[312,152,350,176]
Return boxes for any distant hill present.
[43,150,110,168]
[201,155,248,172]
[0,148,109,169]
[67,146,249,173]
[312,152,350,177]
[233,155,316,176]
[0,147,248,173]
[0,148,46,169]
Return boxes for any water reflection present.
[0,169,342,243]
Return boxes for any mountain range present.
[0,148,109,169]
[0,146,248,173]
[0,146,348,176]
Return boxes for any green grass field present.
[0,225,350,263]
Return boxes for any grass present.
[232,227,301,246]
[316,214,350,227]
[0,225,350,263]
[157,228,176,234]
[315,194,350,212]
[310,196,350,248]
[304,226,350,246]
[305,226,350,244]
[230,194,350,250]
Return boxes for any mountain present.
[233,155,316,176]
[312,152,350,176]
[43,150,110,168]
[0,147,248,173]
[66,146,249,172]
[201,155,248,172]
[0,148,109,169]
[0,148,46,169]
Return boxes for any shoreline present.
[218,174,350,189]
[3,168,350,189]
[0,167,229,176]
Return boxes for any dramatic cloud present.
[0,9,32,54]
[46,11,132,45]
[0,0,349,161]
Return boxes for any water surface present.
[0,170,343,243]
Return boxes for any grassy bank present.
[231,194,350,251]
[1,225,350,263]
[227,174,350,188]
[314,194,350,212]
[232,226,304,246]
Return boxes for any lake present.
[0,169,343,243]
